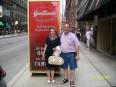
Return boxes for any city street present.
[0,0,115,87]
[7,41,116,87]
[0,35,28,83]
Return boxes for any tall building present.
[0,0,27,35]
[65,0,116,56]
[0,0,12,35]
[65,0,77,27]
[11,0,27,33]
[77,0,116,56]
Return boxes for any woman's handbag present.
[48,46,64,65]
[48,55,64,65]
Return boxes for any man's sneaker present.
[61,79,68,84]
[47,80,51,84]
[70,81,75,87]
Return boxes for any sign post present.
[28,0,61,73]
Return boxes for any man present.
[60,23,80,87]
[75,28,81,41]
[70,27,81,41]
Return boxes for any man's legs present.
[64,69,68,80]
[70,70,75,81]
[70,69,76,87]
[61,69,69,84]
[60,53,69,84]
[69,53,77,87]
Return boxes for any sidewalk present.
[0,33,27,39]
[7,42,116,87]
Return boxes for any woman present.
[43,28,60,84]
[85,28,92,49]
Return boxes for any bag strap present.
[59,31,64,39]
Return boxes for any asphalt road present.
[0,35,28,83]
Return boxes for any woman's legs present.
[47,63,55,83]
[47,70,51,81]
[47,69,55,83]
[51,70,55,81]
[87,39,90,48]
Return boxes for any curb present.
[7,64,29,87]
[0,33,27,39]
[0,35,18,39]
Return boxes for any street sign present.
[28,0,61,73]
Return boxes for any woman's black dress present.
[45,36,60,70]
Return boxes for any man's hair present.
[64,23,70,27]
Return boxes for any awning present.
[85,0,110,15]
[76,0,110,21]
[5,23,11,29]
[76,0,91,20]
[0,21,4,26]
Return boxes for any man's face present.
[64,24,70,34]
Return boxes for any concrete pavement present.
[0,35,28,83]
[7,42,116,87]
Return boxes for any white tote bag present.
[48,46,64,65]
[48,56,64,65]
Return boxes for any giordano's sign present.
[28,0,61,72]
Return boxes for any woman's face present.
[50,29,56,36]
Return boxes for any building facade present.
[0,0,11,35]
[65,0,116,56]
[11,0,27,33]
[77,0,116,56]
[0,0,27,35]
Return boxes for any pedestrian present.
[60,23,80,87]
[76,28,81,41]
[0,65,7,87]
[71,27,81,41]
[85,26,92,49]
[43,28,60,84]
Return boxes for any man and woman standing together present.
[42,23,80,87]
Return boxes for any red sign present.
[29,1,60,71]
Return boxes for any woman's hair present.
[49,27,58,36]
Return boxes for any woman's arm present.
[42,44,47,60]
